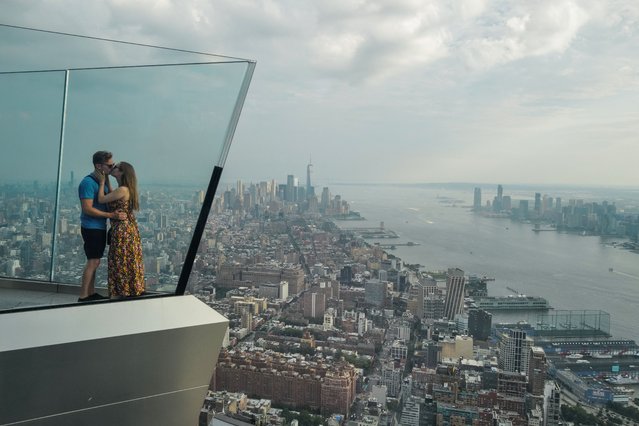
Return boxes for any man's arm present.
[81,199,126,220]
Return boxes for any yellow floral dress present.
[108,198,145,297]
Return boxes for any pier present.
[340,222,399,239]
[378,242,420,249]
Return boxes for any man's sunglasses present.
[102,163,116,169]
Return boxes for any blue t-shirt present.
[78,174,109,229]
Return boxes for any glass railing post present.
[50,69,70,283]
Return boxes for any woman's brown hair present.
[118,162,139,211]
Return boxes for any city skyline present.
[2,1,639,186]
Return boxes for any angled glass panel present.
[0,71,66,282]
[54,62,251,294]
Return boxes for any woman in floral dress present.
[97,162,145,297]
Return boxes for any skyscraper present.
[443,268,465,320]
[306,157,314,198]
[468,309,492,341]
[493,184,504,212]
[498,329,533,373]
[286,174,296,202]
[473,187,481,210]
[303,291,326,319]
[320,187,330,211]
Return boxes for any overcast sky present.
[3,0,639,187]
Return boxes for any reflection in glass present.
[53,62,250,293]
[1,24,254,300]
[0,71,66,281]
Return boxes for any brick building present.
[217,263,306,294]
[215,350,356,416]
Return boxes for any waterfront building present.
[499,329,533,374]
[473,187,481,210]
[443,268,465,320]
[534,193,542,216]
[468,309,492,341]
[502,195,511,211]
[493,184,504,212]
[518,199,529,220]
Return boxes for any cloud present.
[460,1,591,70]
[3,0,639,186]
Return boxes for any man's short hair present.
[93,151,112,165]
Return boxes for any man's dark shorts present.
[81,227,107,259]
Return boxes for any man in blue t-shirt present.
[78,151,126,302]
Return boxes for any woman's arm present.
[98,186,129,204]
[81,199,120,219]
[98,173,129,204]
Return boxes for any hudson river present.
[334,184,639,343]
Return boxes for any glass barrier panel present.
[0,24,235,73]
[55,62,250,294]
[0,71,66,282]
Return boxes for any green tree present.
[561,404,605,425]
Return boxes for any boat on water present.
[474,295,551,311]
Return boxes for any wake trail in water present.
[613,270,639,280]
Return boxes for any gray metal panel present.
[0,296,228,425]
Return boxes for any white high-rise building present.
[499,329,533,373]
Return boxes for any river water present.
[333,184,639,342]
